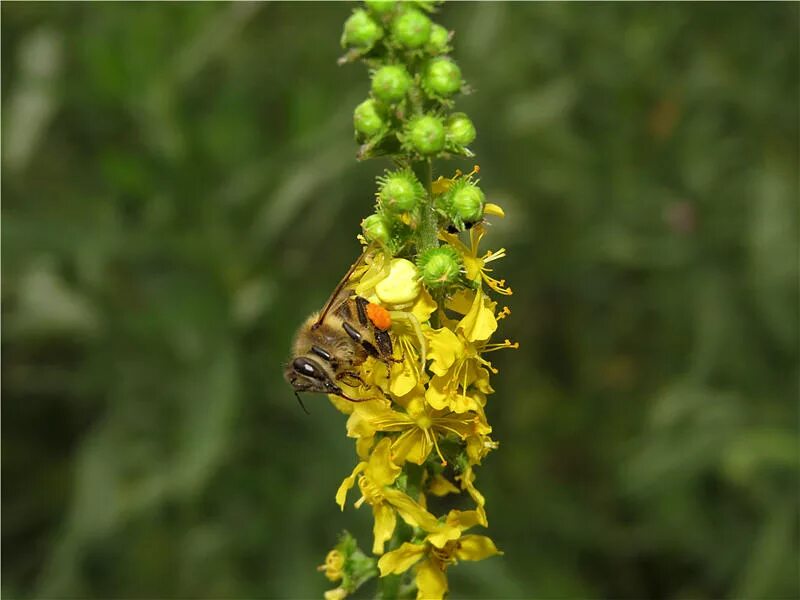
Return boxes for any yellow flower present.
[318,549,345,582]
[327,357,391,414]
[323,587,348,600]
[424,290,516,413]
[378,509,502,599]
[336,438,439,553]
[346,392,490,466]
[441,223,512,296]
[351,255,437,397]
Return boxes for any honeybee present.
[284,250,396,412]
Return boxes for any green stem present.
[412,159,438,253]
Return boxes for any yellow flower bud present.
[320,549,345,582]
[324,587,348,600]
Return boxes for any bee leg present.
[342,321,381,358]
[374,329,400,364]
[337,370,367,387]
[354,296,370,326]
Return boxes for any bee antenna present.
[294,391,310,415]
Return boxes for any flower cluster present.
[320,2,516,598]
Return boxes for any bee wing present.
[313,245,372,329]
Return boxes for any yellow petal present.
[466,433,497,466]
[472,366,494,394]
[415,559,448,600]
[450,388,481,414]
[367,438,401,486]
[458,290,497,342]
[391,428,431,465]
[425,327,461,376]
[346,403,380,439]
[348,400,397,436]
[483,202,505,217]
[372,502,397,554]
[431,175,455,196]
[445,509,483,532]
[375,259,420,305]
[389,354,417,397]
[328,393,356,415]
[458,467,488,526]
[355,436,374,461]
[455,535,502,561]
[424,376,451,411]
[382,487,440,532]
[411,287,438,323]
[426,522,462,549]
[445,288,474,315]
[428,474,460,497]
[462,255,483,283]
[335,462,366,510]
[377,542,426,576]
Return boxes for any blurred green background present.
[2,3,798,599]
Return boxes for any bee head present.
[284,356,340,395]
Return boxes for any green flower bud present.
[371,65,412,104]
[361,213,391,246]
[342,9,383,49]
[446,112,476,146]
[451,181,485,223]
[424,58,462,97]
[417,246,463,289]
[365,0,396,15]
[391,8,431,49]
[406,114,446,155]
[353,99,385,138]
[427,24,451,54]
[378,168,424,213]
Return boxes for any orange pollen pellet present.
[366,302,392,330]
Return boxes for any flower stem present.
[412,159,438,253]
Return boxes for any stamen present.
[496,306,511,320]
[482,248,507,263]
[483,339,519,352]
[427,429,448,466]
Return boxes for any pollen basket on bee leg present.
[366,302,392,330]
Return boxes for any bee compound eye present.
[293,357,326,381]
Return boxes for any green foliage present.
[1,2,798,599]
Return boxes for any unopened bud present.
[427,24,450,54]
[361,213,391,246]
[417,246,463,289]
[451,183,485,223]
[391,8,431,49]
[364,0,396,16]
[342,9,383,49]
[353,99,385,138]
[446,112,476,146]
[424,58,462,98]
[371,65,412,104]
[406,114,445,155]
[378,169,424,213]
